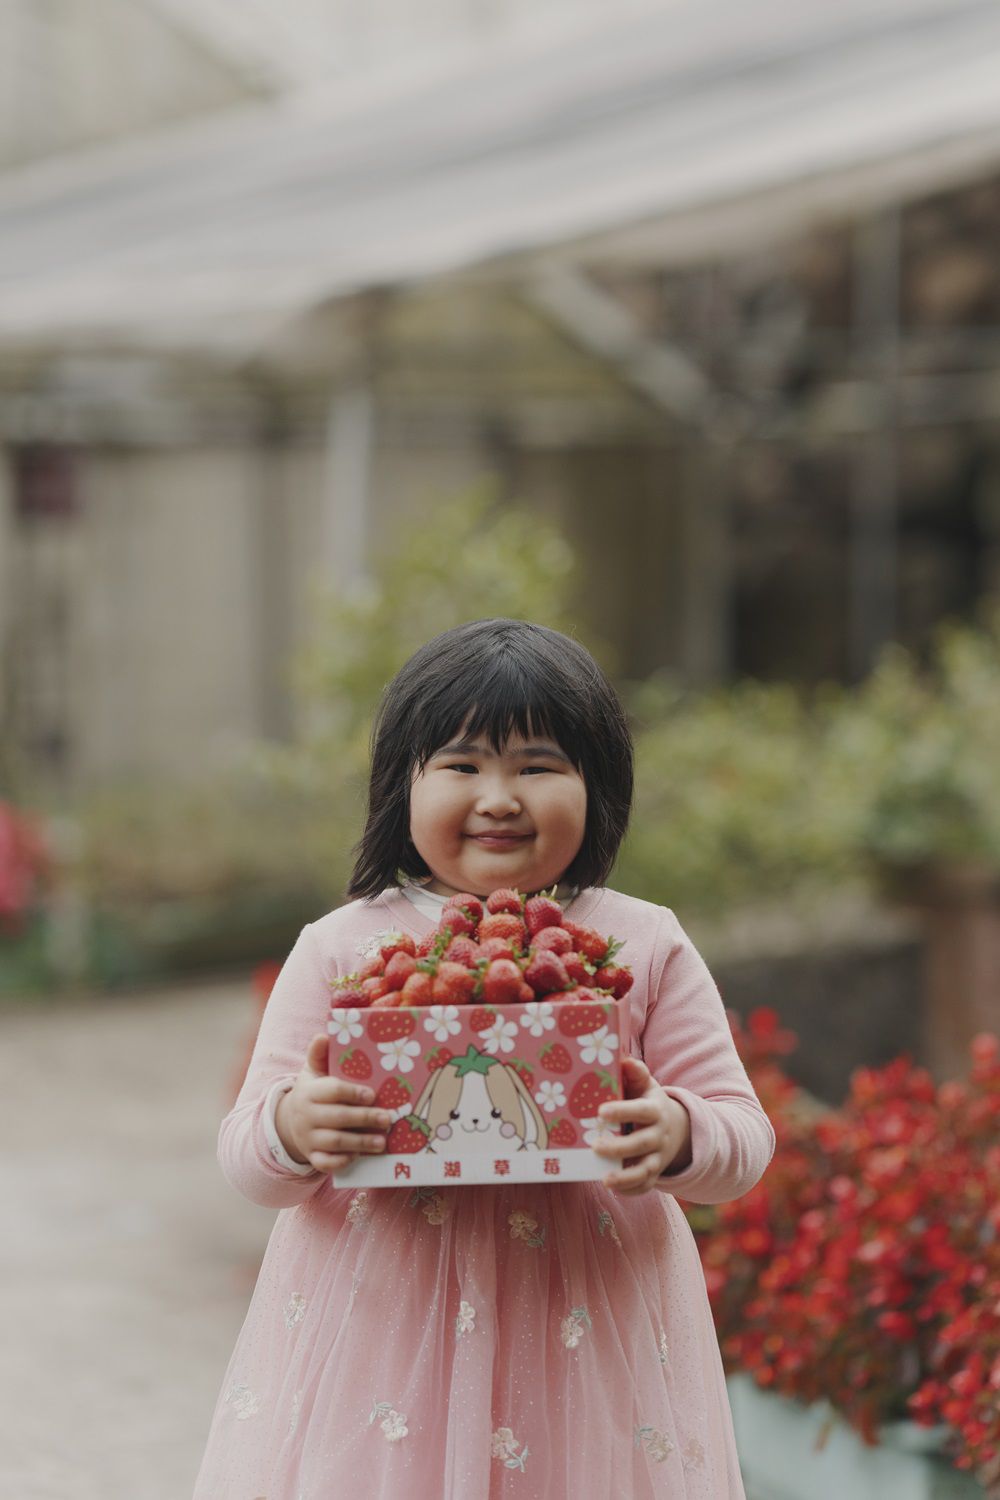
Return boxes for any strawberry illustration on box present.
[327,887,632,1187]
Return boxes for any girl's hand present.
[592,1055,693,1196]
[275,1035,394,1174]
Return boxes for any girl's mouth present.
[469,835,530,849]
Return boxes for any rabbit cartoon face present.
[413,1046,548,1153]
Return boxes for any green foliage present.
[254,482,592,900]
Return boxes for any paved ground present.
[0,978,274,1500]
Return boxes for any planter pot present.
[727,1374,981,1500]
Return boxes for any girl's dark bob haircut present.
[346,618,634,900]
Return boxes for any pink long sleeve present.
[217,922,332,1209]
[638,910,776,1204]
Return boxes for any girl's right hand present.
[275,1034,393,1173]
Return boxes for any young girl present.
[192,618,775,1500]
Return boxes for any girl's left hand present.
[592,1055,692,1196]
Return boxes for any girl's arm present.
[637,910,776,1205]
[218,923,333,1209]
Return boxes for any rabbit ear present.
[504,1067,548,1148]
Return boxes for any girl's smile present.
[408,728,587,899]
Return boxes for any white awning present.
[1,0,999,353]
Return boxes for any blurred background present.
[0,2,998,1497]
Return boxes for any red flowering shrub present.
[686,1009,1000,1495]
[0,801,48,932]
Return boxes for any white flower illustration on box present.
[480,1016,518,1055]
[377,1036,421,1072]
[577,1026,619,1066]
[534,1079,566,1113]
[582,1116,616,1148]
[328,1008,364,1045]
[424,1005,462,1042]
[518,1001,555,1037]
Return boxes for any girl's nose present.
[475,778,521,815]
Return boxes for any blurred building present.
[1,0,1000,787]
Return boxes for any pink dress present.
[192,885,775,1500]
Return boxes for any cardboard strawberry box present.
[328,996,626,1188]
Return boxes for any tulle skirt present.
[192,1181,746,1499]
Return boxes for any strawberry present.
[509,1056,534,1087]
[524,950,569,995]
[548,1117,578,1147]
[563,951,595,985]
[443,892,484,923]
[532,926,574,956]
[443,935,481,966]
[557,995,610,1037]
[416,933,437,958]
[569,1069,617,1119]
[370,992,402,1008]
[432,961,476,1005]
[427,1047,454,1072]
[524,894,563,935]
[379,932,416,962]
[386,1114,431,1153]
[362,976,391,1003]
[469,1005,497,1033]
[478,913,528,950]
[517,982,535,1003]
[481,958,524,1005]
[593,964,633,998]
[479,936,516,961]
[375,1076,412,1110]
[563,922,611,966]
[384,950,418,990]
[540,1041,573,1073]
[485,887,524,915]
[339,1048,372,1081]
[439,907,477,938]
[368,1009,416,1043]
[329,977,369,1008]
[359,954,386,980]
[399,971,434,1007]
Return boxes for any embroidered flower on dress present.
[328,1008,364,1045]
[681,1436,705,1469]
[634,1424,675,1463]
[377,1035,422,1072]
[518,1001,555,1037]
[409,1187,451,1224]
[597,1210,622,1247]
[283,1292,306,1329]
[225,1384,260,1420]
[560,1305,593,1348]
[658,1330,670,1365]
[347,1191,371,1226]
[455,1300,477,1336]
[508,1210,546,1248]
[424,1005,462,1041]
[479,1015,518,1055]
[369,1401,408,1441]
[577,1025,619,1066]
[492,1427,530,1471]
[534,1079,566,1113]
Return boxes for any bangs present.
[410,655,584,773]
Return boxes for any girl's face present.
[409,725,587,899]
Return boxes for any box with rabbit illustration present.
[328,997,627,1187]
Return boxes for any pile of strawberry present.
[329,886,633,1010]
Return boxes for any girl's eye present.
[446,763,477,773]
[450,1109,461,1120]
[491,1108,502,1119]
